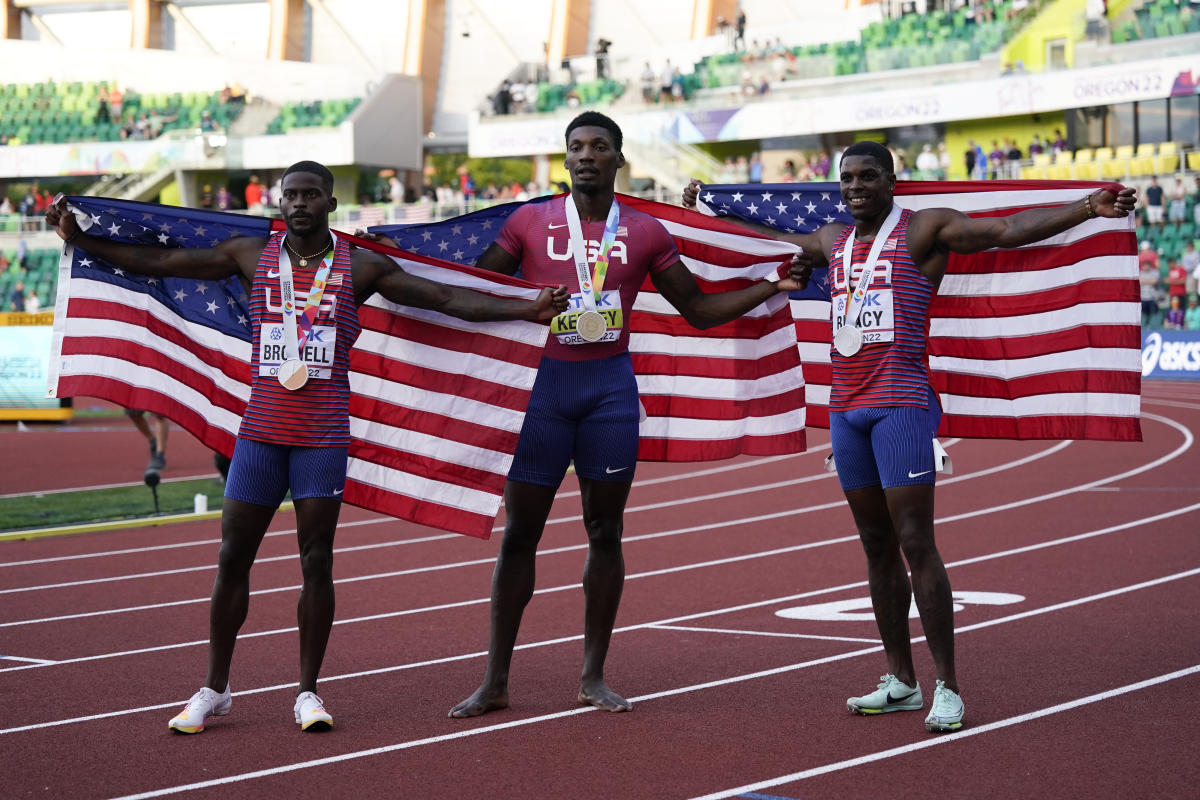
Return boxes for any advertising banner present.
[1141,329,1200,381]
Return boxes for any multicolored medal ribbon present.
[563,195,620,343]
[834,204,901,357]
[277,235,335,390]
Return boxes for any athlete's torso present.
[828,208,936,410]
[494,199,679,361]
[240,232,361,446]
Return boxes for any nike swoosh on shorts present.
[907,470,932,478]
[604,466,629,474]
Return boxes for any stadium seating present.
[264,97,362,134]
[0,81,242,145]
[0,248,59,308]
[1127,0,1200,41]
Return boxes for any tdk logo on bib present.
[1142,331,1200,379]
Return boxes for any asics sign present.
[1141,331,1200,380]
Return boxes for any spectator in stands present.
[1163,295,1185,330]
[1140,255,1162,326]
[19,186,38,231]
[1186,296,1200,331]
[814,150,831,179]
[493,81,513,116]
[1028,134,1044,156]
[735,7,747,52]
[1168,177,1187,224]
[1167,258,1188,305]
[388,175,405,208]
[781,159,797,182]
[640,63,656,103]
[1182,241,1200,283]
[1005,139,1022,179]
[595,38,611,80]
[661,60,676,104]
[0,195,12,215]
[24,290,40,313]
[1193,175,1200,227]
[108,84,124,123]
[964,141,978,180]
[988,141,1005,180]
[97,84,110,124]
[245,175,266,213]
[735,155,751,183]
[1145,177,1165,227]
[9,280,25,311]
[200,110,218,132]
[916,144,939,179]
[748,152,764,183]
[15,237,27,268]
[229,83,247,104]
[215,186,233,211]
[1051,129,1067,154]
[0,250,7,272]
[1138,239,1160,272]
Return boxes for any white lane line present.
[0,473,217,500]
[0,515,403,569]
[1,489,1195,692]
[0,440,1054,596]
[0,452,821,568]
[5,562,1197,737]
[689,664,1200,800]
[0,655,57,665]
[90,571,1200,799]
[647,624,881,644]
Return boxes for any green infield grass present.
[0,478,228,533]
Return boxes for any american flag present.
[372,194,808,461]
[47,197,552,538]
[696,180,1142,441]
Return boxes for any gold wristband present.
[1084,193,1097,219]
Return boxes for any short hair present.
[840,141,894,176]
[565,111,623,152]
[282,160,335,193]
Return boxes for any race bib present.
[832,260,896,346]
[550,289,623,345]
[258,323,338,380]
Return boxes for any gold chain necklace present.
[285,236,332,267]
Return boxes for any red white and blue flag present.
[692,180,1142,441]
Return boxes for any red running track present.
[1,380,1198,799]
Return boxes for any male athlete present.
[447,112,808,717]
[685,141,1135,731]
[46,161,568,733]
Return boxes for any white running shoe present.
[925,680,964,732]
[847,674,923,715]
[168,686,231,734]
[294,691,333,732]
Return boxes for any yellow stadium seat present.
[1155,142,1179,173]
[1187,150,1200,171]
[1131,143,1156,176]
[1022,151,1051,179]
[1073,148,1097,179]
[1100,146,1131,179]
[1047,164,1073,180]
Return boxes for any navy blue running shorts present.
[508,353,640,488]
[224,438,348,507]
[828,386,942,492]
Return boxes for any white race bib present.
[258,323,338,380]
[550,289,623,345]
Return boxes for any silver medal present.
[834,325,863,357]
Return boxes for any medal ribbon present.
[836,204,902,338]
[278,233,336,363]
[563,195,621,314]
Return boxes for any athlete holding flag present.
[47,160,568,734]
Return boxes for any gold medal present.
[576,310,607,342]
[278,358,309,390]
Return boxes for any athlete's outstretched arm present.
[924,186,1136,255]
[351,247,567,321]
[46,198,259,281]
[474,243,522,276]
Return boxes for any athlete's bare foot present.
[448,685,509,718]
[578,680,632,712]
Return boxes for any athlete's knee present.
[299,545,334,583]
[896,527,940,570]
[215,539,256,580]
[582,514,623,553]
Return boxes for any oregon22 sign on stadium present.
[1142,330,1200,380]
